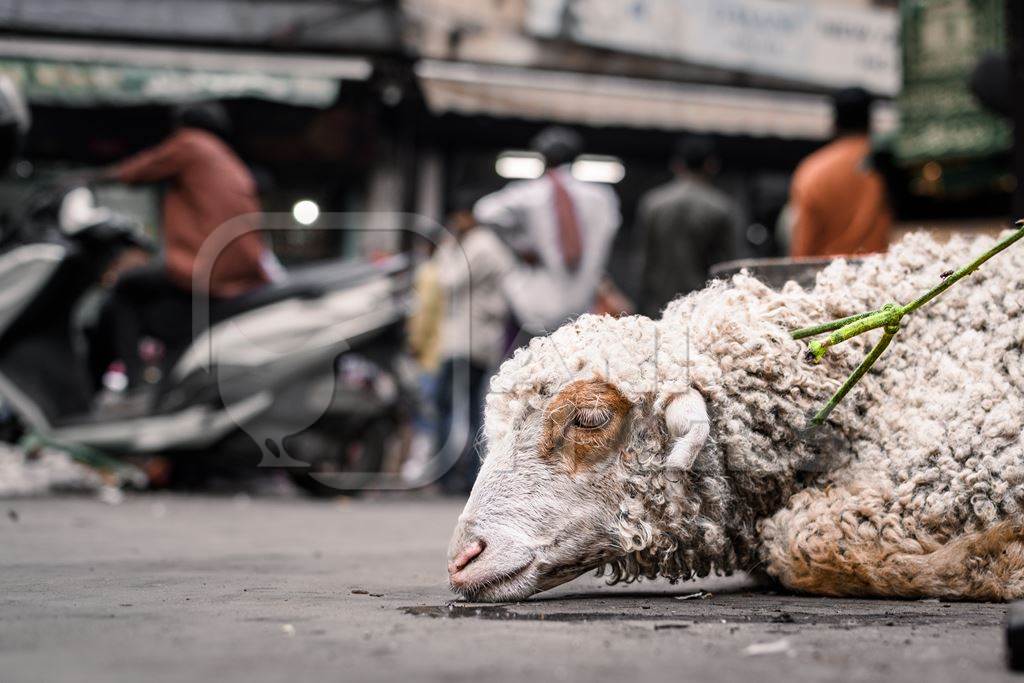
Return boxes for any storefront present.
[0,0,415,264]
[887,0,1014,228]
[412,57,898,290]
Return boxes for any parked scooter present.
[0,182,413,495]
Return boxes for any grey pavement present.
[1,494,1018,683]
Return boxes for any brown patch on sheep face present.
[540,379,633,474]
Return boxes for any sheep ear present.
[662,390,710,471]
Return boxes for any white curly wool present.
[483,230,1024,599]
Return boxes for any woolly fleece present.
[484,231,1024,599]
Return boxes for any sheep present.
[447,230,1024,602]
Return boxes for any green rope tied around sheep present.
[793,221,1024,427]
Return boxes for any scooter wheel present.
[286,418,391,497]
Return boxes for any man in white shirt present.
[474,127,620,337]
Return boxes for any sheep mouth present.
[453,560,599,602]
[451,560,537,602]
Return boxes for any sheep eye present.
[573,407,611,430]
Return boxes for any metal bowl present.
[709,256,864,290]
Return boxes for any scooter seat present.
[212,257,402,322]
[214,280,324,321]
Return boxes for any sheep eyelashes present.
[574,406,612,429]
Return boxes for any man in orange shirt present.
[789,87,891,258]
[90,102,271,387]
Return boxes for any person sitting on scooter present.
[89,101,273,388]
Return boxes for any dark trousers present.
[88,264,198,389]
[434,358,488,495]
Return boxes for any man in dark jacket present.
[636,135,736,317]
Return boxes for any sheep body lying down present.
[447,231,1024,602]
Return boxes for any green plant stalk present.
[809,324,898,425]
[804,303,901,362]
[793,222,1024,426]
[790,310,877,340]
[903,222,1024,314]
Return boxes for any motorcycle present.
[0,183,414,495]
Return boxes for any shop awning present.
[416,60,896,140]
[0,37,374,108]
[0,0,402,54]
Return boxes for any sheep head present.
[447,314,718,602]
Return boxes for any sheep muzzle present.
[447,377,642,601]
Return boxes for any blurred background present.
[0,0,1020,498]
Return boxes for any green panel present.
[0,58,340,108]
[895,0,1011,164]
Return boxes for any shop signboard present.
[526,0,900,95]
[0,58,340,108]
[895,0,1010,164]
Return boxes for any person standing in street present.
[432,190,515,494]
[788,87,892,258]
[474,127,620,340]
[635,134,736,317]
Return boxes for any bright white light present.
[292,199,320,225]
[571,155,626,184]
[495,151,545,180]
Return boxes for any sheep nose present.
[448,538,486,578]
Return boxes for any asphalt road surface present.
[2,494,1019,683]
